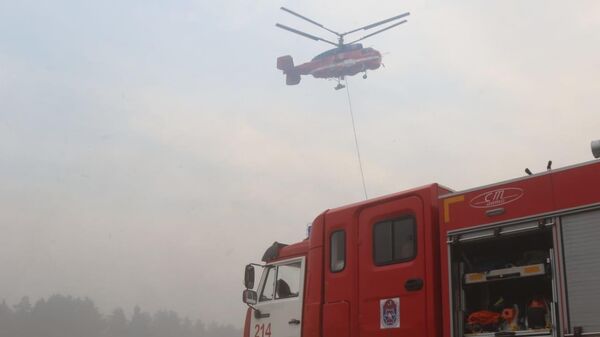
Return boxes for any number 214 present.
[254,323,271,337]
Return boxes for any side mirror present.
[242,289,258,305]
[244,264,255,289]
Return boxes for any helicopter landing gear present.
[334,78,346,90]
[362,72,368,79]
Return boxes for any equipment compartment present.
[449,224,557,337]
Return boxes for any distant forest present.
[0,294,241,337]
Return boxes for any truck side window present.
[259,267,275,302]
[373,216,416,265]
[275,262,301,299]
[330,230,346,272]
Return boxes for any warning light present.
[592,139,600,159]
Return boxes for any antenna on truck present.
[525,160,552,175]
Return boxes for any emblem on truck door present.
[380,298,400,329]
[469,187,524,208]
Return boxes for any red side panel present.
[302,213,326,337]
[276,241,309,261]
[439,160,600,236]
[322,302,350,337]
[427,188,444,337]
[244,308,251,337]
[357,196,428,337]
[442,175,555,231]
[323,206,359,337]
[552,161,600,209]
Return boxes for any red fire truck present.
[242,141,600,337]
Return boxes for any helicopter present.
[276,7,410,90]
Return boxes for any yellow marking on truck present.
[467,274,484,282]
[524,265,541,274]
[443,195,465,223]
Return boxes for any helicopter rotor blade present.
[280,7,341,36]
[275,23,339,47]
[342,12,410,36]
[347,20,407,44]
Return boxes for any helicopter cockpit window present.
[312,44,365,61]
[312,48,339,61]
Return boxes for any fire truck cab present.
[243,142,600,337]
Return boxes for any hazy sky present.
[1,0,599,327]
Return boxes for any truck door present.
[251,257,305,337]
[357,196,428,337]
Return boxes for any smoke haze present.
[1,0,599,330]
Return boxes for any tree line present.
[0,294,241,337]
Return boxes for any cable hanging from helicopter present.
[275,7,409,90]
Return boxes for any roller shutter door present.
[562,209,600,332]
